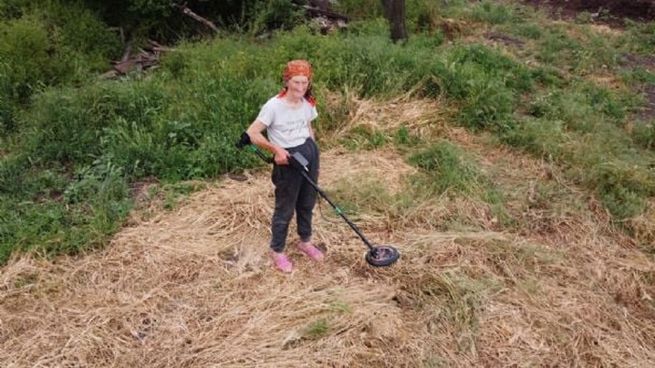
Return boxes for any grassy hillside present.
[2,0,654,263]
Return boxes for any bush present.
[0,1,120,110]
[0,15,52,103]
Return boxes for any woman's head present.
[283,59,312,82]
[279,59,315,105]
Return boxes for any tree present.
[381,0,407,43]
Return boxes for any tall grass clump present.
[0,64,15,134]
[409,140,489,196]
[410,141,479,195]
[430,44,538,130]
[469,0,516,25]
[526,82,632,133]
[536,26,582,66]
[532,24,620,75]
[622,20,655,54]
[631,122,655,150]
[408,140,510,227]
[501,117,568,160]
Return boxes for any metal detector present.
[236,132,400,267]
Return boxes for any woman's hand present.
[274,147,290,165]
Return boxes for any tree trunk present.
[381,0,407,43]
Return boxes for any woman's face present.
[285,75,309,99]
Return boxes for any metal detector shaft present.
[296,170,375,251]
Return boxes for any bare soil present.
[525,0,655,25]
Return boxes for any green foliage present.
[0,62,16,134]
[0,15,51,102]
[406,0,441,34]
[575,11,593,24]
[622,20,655,54]
[621,68,655,85]
[632,122,655,150]
[25,68,267,180]
[409,140,485,195]
[333,0,382,20]
[470,0,516,25]
[394,126,421,146]
[407,141,511,228]
[501,117,568,160]
[526,82,634,131]
[0,155,131,264]
[249,0,305,35]
[0,1,120,108]
[432,44,535,130]
[593,161,652,219]
[531,25,618,74]
[341,125,388,150]
[537,26,581,65]
[505,80,655,221]
[511,23,542,40]
[0,0,29,19]
[303,319,329,339]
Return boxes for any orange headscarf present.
[278,59,316,106]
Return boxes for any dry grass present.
[321,91,453,144]
[2,99,655,367]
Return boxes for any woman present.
[246,59,324,273]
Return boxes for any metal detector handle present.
[250,145,273,164]
[235,132,273,163]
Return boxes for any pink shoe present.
[298,241,324,262]
[271,251,293,273]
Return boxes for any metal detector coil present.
[365,245,400,267]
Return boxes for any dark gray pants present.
[270,138,320,253]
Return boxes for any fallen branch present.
[103,39,173,78]
[174,2,219,33]
[301,5,349,22]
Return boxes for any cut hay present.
[321,91,453,144]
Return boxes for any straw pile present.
[2,99,655,367]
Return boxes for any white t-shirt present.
[256,96,318,148]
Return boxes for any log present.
[301,5,349,22]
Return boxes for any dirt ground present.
[525,0,655,25]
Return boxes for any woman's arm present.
[246,120,289,165]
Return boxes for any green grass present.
[408,140,490,196]
[303,319,329,339]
